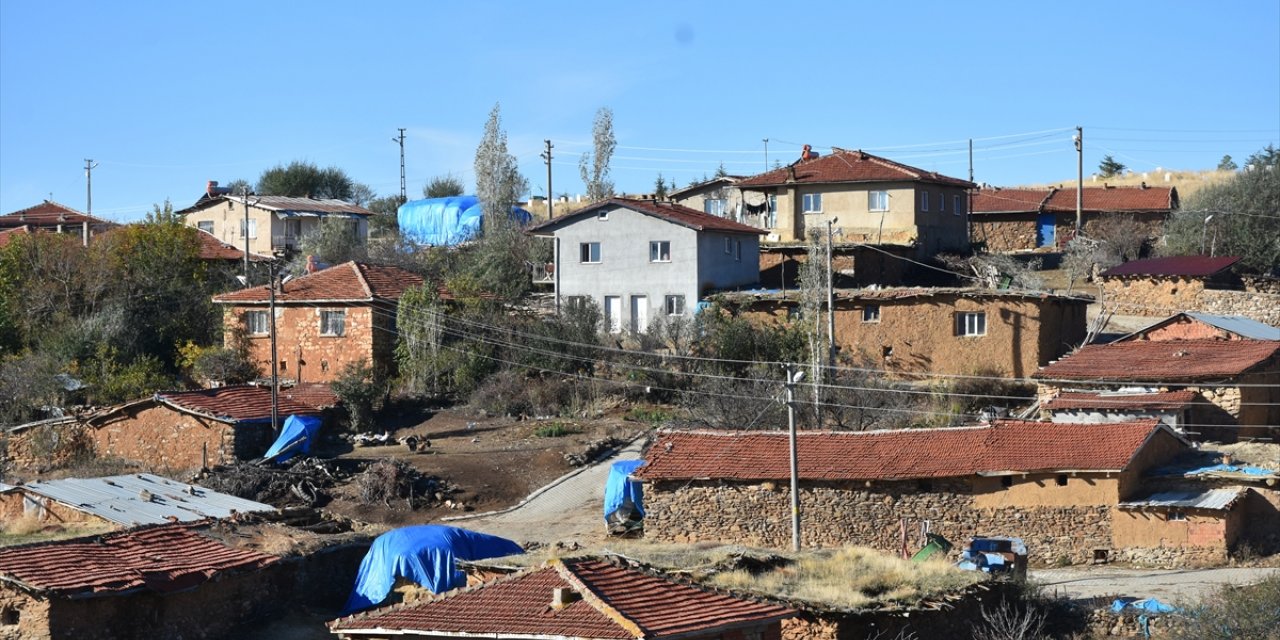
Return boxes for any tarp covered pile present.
[397,196,532,246]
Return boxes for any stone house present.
[1097,256,1280,326]
[970,184,1177,252]
[1113,487,1254,565]
[213,261,426,382]
[329,557,797,640]
[1116,311,1280,342]
[633,421,1228,565]
[528,198,765,333]
[718,287,1089,378]
[179,189,372,257]
[0,200,119,245]
[734,148,973,256]
[1033,339,1280,441]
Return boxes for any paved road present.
[1032,566,1279,603]
[445,437,646,545]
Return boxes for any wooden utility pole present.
[763,138,769,171]
[541,139,554,218]
[826,219,836,367]
[83,159,98,247]
[269,261,280,434]
[1074,126,1084,234]
[393,128,407,202]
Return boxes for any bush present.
[468,371,575,418]
[533,422,577,438]
[331,361,387,432]
[1166,574,1280,640]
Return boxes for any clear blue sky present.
[2,1,1277,222]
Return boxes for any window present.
[1055,474,1068,487]
[939,194,946,212]
[956,312,987,337]
[954,194,963,216]
[244,310,268,335]
[862,305,881,323]
[320,310,346,336]
[649,241,671,263]
[768,194,778,227]
[565,296,588,311]
[704,199,727,216]
[868,190,889,212]
[724,237,732,254]
[597,211,608,221]
[802,193,822,213]
[239,218,257,239]
[197,221,214,233]
[920,191,929,212]
[1168,511,1187,522]
[579,242,601,263]
[665,295,685,316]
[735,240,742,261]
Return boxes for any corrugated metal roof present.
[18,473,274,526]
[1118,488,1246,512]
[1184,312,1280,341]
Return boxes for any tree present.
[1097,154,1126,178]
[473,103,529,229]
[653,173,668,200]
[224,178,253,196]
[1163,145,1280,273]
[144,199,181,225]
[715,162,729,178]
[579,107,616,202]
[1246,143,1279,169]
[424,174,465,198]
[1218,155,1238,171]
[349,182,375,206]
[256,160,355,200]
[291,217,368,270]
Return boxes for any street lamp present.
[1201,214,1215,255]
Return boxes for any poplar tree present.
[579,107,616,201]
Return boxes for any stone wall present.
[0,588,49,640]
[0,422,92,471]
[0,492,102,528]
[226,303,383,384]
[972,216,1037,252]
[782,583,1021,640]
[88,404,271,473]
[1195,288,1280,326]
[758,246,911,290]
[1099,276,1280,325]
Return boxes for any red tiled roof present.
[156,385,321,423]
[529,198,766,235]
[1033,339,1279,382]
[1044,390,1200,411]
[212,261,426,304]
[736,149,973,189]
[0,201,119,229]
[1100,255,1240,278]
[0,524,277,597]
[194,229,270,262]
[633,420,1169,482]
[970,188,1054,213]
[331,559,795,638]
[0,226,31,247]
[1043,186,1177,212]
[282,383,340,409]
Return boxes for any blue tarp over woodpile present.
[604,460,645,523]
[262,415,322,463]
[397,196,532,246]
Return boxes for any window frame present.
[735,239,742,262]
[704,198,727,216]
[579,242,601,264]
[320,309,347,337]
[862,305,881,323]
[920,191,929,212]
[954,194,963,216]
[197,221,215,234]
[244,310,269,336]
[868,190,889,212]
[664,294,686,316]
[649,240,672,263]
[956,311,987,337]
[240,218,257,239]
[802,192,823,213]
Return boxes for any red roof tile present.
[970,188,1054,213]
[633,420,1170,482]
[212,261,425,304]
[0,524,277,597]
[0,226,31,247]
[529,198,766,235]
[1043,186,1177,212]
[331,559,795,638]
[1044,390,1200,411]
[1033,339,1279,382]
[0,201,119,230]
[193,228,270,262]
[156,385,321,423]
[283,383,340,409]
[1100,255,1240,278]
[736,149,973,189]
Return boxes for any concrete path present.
[445,437,646,545]
[1032,566,1279,604]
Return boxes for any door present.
[604,296,622,333]
[630,295,648,333]
[1036,213,1056,248]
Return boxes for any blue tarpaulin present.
[604,460,645,523]
[397,196,533,246]
[1184,463,1274,477]
[262,415,322,463]
[1111,597,1179,614]
[343,525,523,613]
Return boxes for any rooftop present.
[180,195,373,217]
[1118,487,1248,512]
[736,148,973,189]
[1100,255,1241,278]
[1042,185,1178,212]
[331,558,796,639]
[0,200,119,229]
[717,286,1091,304]
[193,228,271,262]
[4,473,274,527]
[633,420,1173,482]
[528,198,766,235]
[1033,339,1279,382]
[151,385,321,424]
[971,188,1054,213]
[1044,390,1200,411]
[1121,312,1280,342]
[213,261,426,304]
[0,524,277,597]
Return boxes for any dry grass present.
[0,515,114,547]
[1020,168,1235,199]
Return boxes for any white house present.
[528,198,765,333]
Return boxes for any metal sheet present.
[1118,488,1245,512]
[1185,312,1280,341]
[20,473,274,526]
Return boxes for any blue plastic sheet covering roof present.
[1183,463,1275,477]
[604,460,645,523]
[343,525,523,613]
[262,415,322,463]
[397,196,533,246]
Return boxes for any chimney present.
[207,181,219,196]
[306,255,318,274]
[551,587,580,609]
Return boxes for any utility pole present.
[784,365,804,552]
[83,159,98,247]
[268,261,280,435]
[541,139,554,218]
[393,128,407,202]
[825,219,836,367]
[763,138,769,171]
[967,139,975,246]
[968,139,974,183]
[241,184,252,280]
[1074,126,1084,235]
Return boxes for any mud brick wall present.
[0,588,50,640]
[89,405,271,473]
[227,303,386,384]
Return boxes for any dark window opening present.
[1055,474,1068,486]
[1001,476,1013,488]
[1,608,18,625]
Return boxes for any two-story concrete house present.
[734,148,974,256]
[180,190,372,258]
[528,198,765,333]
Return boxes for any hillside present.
[1017,168,1235,199]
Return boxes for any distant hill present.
[1016,168,1235,199]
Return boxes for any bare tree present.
[579,107,616,202]
[473,103,529,233]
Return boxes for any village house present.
[756,243,916,289]
[179,185,373,257]
[1115,311,1279,342]
[718,287,1089,378]
[970,184,1177,251]
[633,421,1257,566]
[0,201,119,245]
[329,557,797,640]
[668,174,752,220]
[734,148,973,256]
[0,473,274,530]
[528,198,765,333]
[1033,339,1280,441]
[213,261,426,382]
[1095,255,1280,326]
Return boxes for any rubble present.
[194,457,352,508]
[564,436,622,467]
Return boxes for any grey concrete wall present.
[696,231,761,295]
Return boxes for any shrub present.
[356,459,422,508]
[1166,574,1280,640]
[331,361,387,432]
[533,422,577,438]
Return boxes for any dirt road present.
[1032,565,1279,603]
